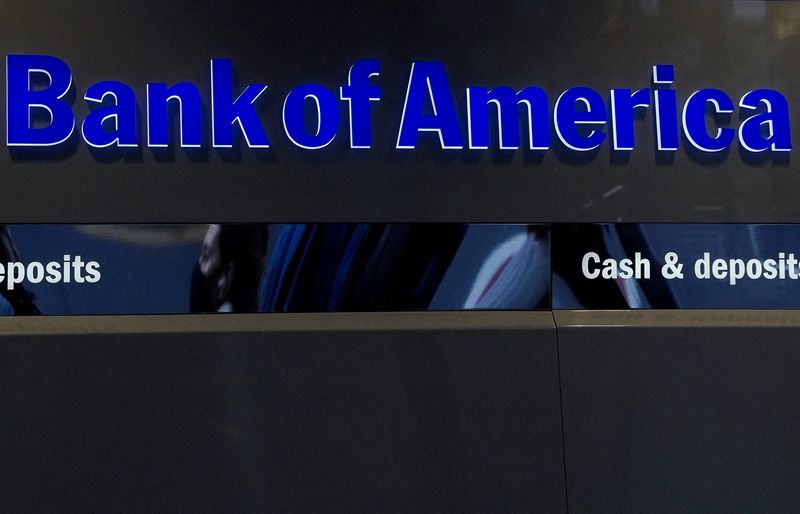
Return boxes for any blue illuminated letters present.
[3,54,795,157]
[396,62,463,149]
[7,54,75,146]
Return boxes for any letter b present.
[7,55,75,146]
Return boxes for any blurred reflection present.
[0,226,40,315]
[259,223,551,312]
[463,226,549,309]
[259,224,467,312]
[190,224,268,313]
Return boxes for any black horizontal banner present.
[0,224,549,315]
[4,223,800,315]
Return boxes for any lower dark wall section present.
[9,310,799,513]
[0,313,566,513]
[556,311,800,513]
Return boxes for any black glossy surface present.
[1,1,800,222]
[4,0,800,511]
[557,311,800,513]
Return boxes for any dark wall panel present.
[556,311,800,513]
[0,312,565,513]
